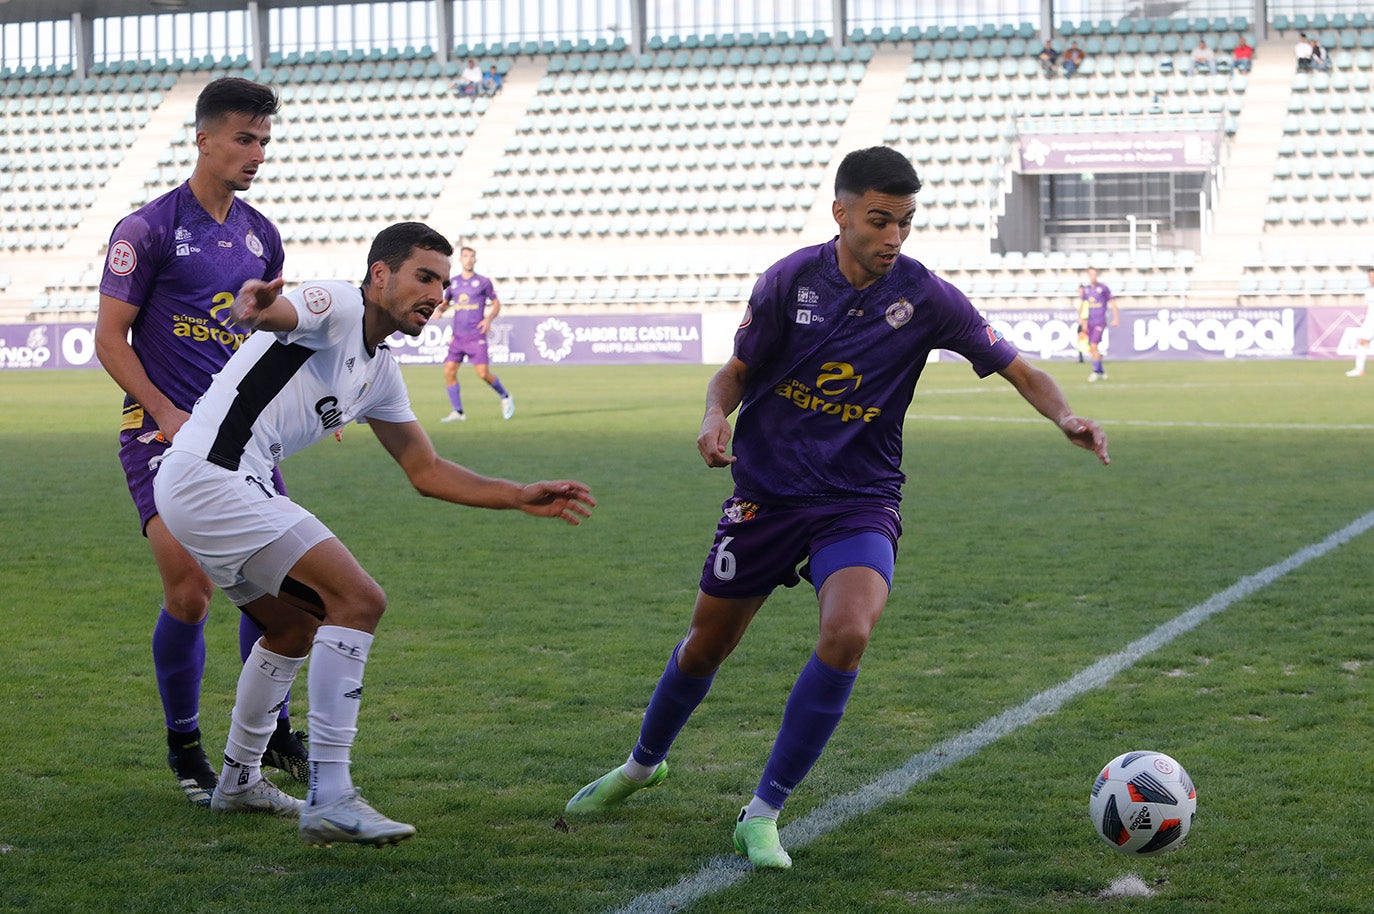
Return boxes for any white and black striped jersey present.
[168,280,416,479]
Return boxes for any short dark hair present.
[460,245,476,256]
[834,146,922,199]
[363,222,454,287]
[195,77,279,129]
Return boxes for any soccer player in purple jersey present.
[1079,266,1118,382]
[566,147,1110,868]
[95,77,308,806]
[437,245,514,422]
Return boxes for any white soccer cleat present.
[210,776,304,817]
[441,410,466,422]
[500,396,515,420]
[299,789,416,848]
[1346,369,1364,377]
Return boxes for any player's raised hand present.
[517,481,596,525]
[230,277,286,329]
[1060,415,1110,466]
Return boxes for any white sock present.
[622,754,659,782]
[222,640,306,792]
[743,795,782,821]
[306,625,374,807]
[1355,353,1368,373]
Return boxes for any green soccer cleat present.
[565,761,668,814]
[732,808,792,869]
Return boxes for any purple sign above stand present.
[1018,132,1221,173]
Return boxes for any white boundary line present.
[606,510,1374,914]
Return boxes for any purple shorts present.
[1086,323,1106,345]
[119,428,286,534]
[446,333,489,365]
[698,497,902,599]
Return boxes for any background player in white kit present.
[1346,266,1374,377]
[154,222,595,846]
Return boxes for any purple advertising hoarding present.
[384,313,703,365]
[1018,132,1221,173]
[0,315,703,371]
[983,307,1307,361]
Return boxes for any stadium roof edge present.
[0,0,363,27]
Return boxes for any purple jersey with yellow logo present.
[730,239,1017,504]
[443,272,497,337]
[100,182,284,433]
[1079,282,1113,328]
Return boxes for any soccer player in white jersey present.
[153,222,595,846]
[1346,266,1374,377]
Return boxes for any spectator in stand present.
[1036,40,1059,77]
[456,58,482,95]
[1309,37,1329,71]
[1190,39,1216,74]
[1232,36,1254,73]
[1294,33,1313,71]
[481,64,503,96]
[1062,41,1086,77]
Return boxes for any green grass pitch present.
[2,359,1373,914]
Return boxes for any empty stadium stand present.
[2,18,1371,325]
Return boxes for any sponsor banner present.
[0,323,100,370]
[385,314,703,365]
[977,307,1305,361]
[1305,305,1372,360]
[1018,131,1221,173]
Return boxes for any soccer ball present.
[1089,751,1196,855]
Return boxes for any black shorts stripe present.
[207,341,315,471]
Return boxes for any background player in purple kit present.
[1079,266,1119,381]
[565,147,1110,869]
[95,77,308,806]
[438,245,514,422]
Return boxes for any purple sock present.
[446,383,463,412]
[1092,359,1103,373]
[153,607,207,733]
[489,376,509,398]
[631,642,715,767]
[755,652,857,809]
[238,614,290,720]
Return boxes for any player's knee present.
[330,577,388,630]
[817,625,872,669]
[164,576,214,621]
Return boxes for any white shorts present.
[154,450,334,605]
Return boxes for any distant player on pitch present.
[153,222,594,846]
[1079,266,1119,381]
[95,77,308,806]
[1345,266,1374,377]
[438,245,514,422]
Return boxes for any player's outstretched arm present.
[997,356,1110,466]
[228,277,297,333]
[698,357,750,467]
[368,418,595,524]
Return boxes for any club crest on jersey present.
[885,298,914,329]
[302,286,333,314]
[245,231,264,258]
[723,498,760,524]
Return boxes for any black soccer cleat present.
[167,728,218,807]
[264,722,310,784]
